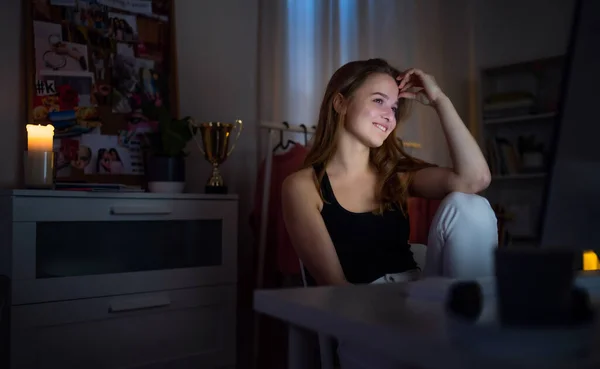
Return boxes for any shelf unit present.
[479,56,565,247]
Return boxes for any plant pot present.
[144,155,185,193]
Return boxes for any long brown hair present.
[303,58,433,214]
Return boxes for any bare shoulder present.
[282,168,322,209]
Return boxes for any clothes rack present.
[256,121,316,291]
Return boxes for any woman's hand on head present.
[397,69,446,106]
[398,69,491,197]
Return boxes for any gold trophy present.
[191,120,243,194]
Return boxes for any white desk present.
[254,277,600,369]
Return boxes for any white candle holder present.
[23,151,55,189]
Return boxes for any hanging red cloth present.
[250,143,308,280]
[408,197,442,245]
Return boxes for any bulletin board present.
[24,0,178,187]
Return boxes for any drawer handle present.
[109,295,171,313]
[110,205,172,215]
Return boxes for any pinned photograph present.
[38,70,95,107]
[89,47,113,106]
[107,12,139,42]
[111,41,158,113]
[138,60,162,106]
[99,0,152,16]
[34,21,89,73]
[117,111,158,148]
[54,137,91,178]
[120,134,145,175]
[91,48,107,81]
[111,48,137,113]
[117,42,136,58]
[63,0,109,32]
[33,71,101,137]
[79,134,141,175]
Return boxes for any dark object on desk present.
[495,248,594,327]
[571,286,595,323]
[446,281,483,321]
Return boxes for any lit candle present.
[26,124,54,152]
[583,250,598,271]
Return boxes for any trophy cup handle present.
[188,118,206,155]
[226,119,243,157]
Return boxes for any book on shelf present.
[485,135,546,176]
[486,137,520,176]
[483,97,536,120]
[492,203,512,247]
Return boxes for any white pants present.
[338,192,499,369]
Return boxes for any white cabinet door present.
[11,285,237,369]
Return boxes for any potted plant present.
[141,103,197,193]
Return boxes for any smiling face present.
[305,58,424,215]
[342,73,400,148]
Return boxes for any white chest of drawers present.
[0,190,238,369]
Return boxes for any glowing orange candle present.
[26,124,54,152]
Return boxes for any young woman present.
[281,57,498,369]
[282,58,498,287]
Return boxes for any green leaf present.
[140,104,196,157]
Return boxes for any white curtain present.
[258,0,476,167]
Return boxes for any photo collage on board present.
[31,0,171,179]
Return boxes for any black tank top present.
[305,165,418,286]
